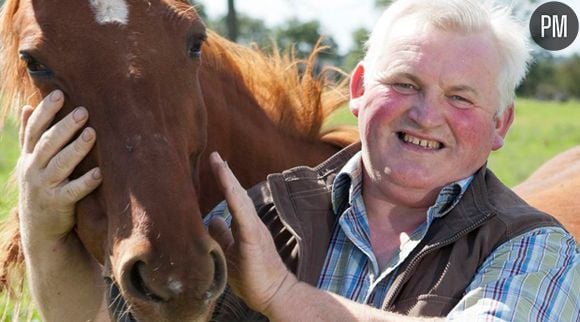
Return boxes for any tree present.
[209,13,271,48]
[341,27,369,73]
[199,2,342,69]
[274,19,339,61]
[558,54,580,98]
[193,0,239,42]
[516,52,580,101]
[226,0,238,42]
[517,51,559,99]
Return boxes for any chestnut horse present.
[514,146,580,240]
[0,0,356,321]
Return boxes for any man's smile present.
[397,132,444,150]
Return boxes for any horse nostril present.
[129,261,166,302]
[204,249,227,301]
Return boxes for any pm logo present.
[530,1,578,51]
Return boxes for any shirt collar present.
[331,151,362,215]
[330,151,473,218]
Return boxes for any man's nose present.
[407,94,445,128]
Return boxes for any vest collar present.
[265,143,495,285]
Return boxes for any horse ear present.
[349,62,366,117]
[492,104,514,151]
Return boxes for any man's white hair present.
[364,0,532,114]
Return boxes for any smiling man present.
[16,0,578,321]
[205,0,578,321]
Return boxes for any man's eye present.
[392,83,418,94]
[449,95,474,108]
[450,95,470,102]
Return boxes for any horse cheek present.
[75,197,108,264]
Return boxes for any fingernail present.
[81,128,94,142]
[50,90,62,102]
[21,105,33,115]
[212,151,224,163]
[92,168,102,180]
[73,107,88,122]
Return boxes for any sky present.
[199,0,580,57]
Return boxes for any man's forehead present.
[377,25,500,70]
[374,29,502,97]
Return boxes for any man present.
[17,0,578,321]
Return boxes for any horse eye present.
[188,34,206,59]
[19,51,53,77]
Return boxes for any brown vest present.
[213,143,563,320]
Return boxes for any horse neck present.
[201,62,340,175]
[197,57,341,212]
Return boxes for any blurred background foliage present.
[0,0,576,100]
[190,0,580,101]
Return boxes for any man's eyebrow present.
[398,72,422,85]
[380,70,422,85]
[448,85,479,97]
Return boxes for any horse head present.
[3,0,227,320]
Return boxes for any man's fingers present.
[58,167,102,204]
[209,152,231,198]
[19,105,34,148]
[44,128,96,185]
[208,216,235,252]
[23,90,64,153]
[209,152,259,230]
[33,107,89,168]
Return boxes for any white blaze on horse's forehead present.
[89,0,129,25]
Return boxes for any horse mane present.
[0,0,26,297]
[202,30,352,142]
[1,0,42,129]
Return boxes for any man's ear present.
[349,62,366,117]
[492,104,515,151]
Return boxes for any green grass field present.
[488,98,580,186]
[0,118,19,220]
[0,98,578,320]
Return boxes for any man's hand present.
[17,89,102,244]
[208,152,298,315]
[16,90,110,322]
[206,152,432,322]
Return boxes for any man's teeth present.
[402,133,441,149]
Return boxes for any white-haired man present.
[17,0,578,321]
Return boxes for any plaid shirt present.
[448,227,579,321]
[205,152,579,320]
[318,151,473,306]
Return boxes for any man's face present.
[350,24,513,206]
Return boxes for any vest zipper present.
[382,212,494,310]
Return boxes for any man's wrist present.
[20,226,82,264]
[263,272,300,320]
